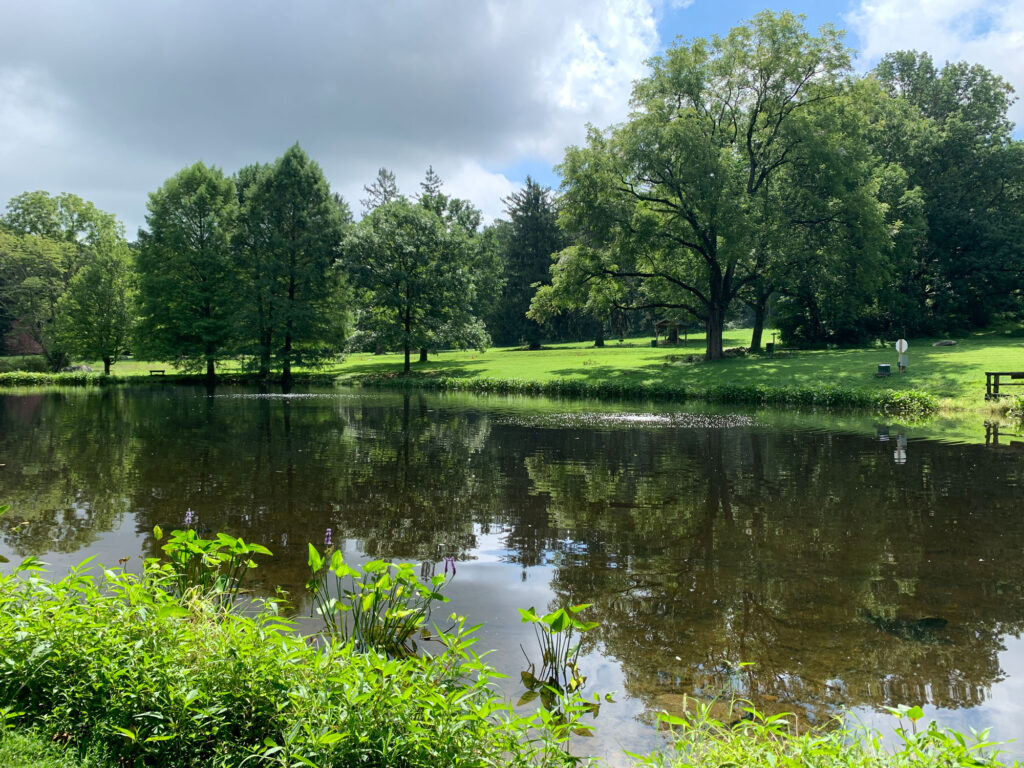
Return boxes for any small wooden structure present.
[985,371,1024,400]
[149,369,166,376]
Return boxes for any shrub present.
[0,556,582,768]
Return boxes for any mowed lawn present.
[333,328,1024,411]
[59,327,1024,411]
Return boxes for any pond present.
[2,385,1024,762]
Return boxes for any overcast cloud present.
[2,1,1022,236]
[0,0,661,232]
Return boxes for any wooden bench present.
[985,371,1024,400]
[149,369,165,376]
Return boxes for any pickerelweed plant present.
[519,604,599,695]
[306,542,452,657]
[151,517,271,608]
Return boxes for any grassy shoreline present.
[2,328,1022,416]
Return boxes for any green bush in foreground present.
[633,699,1016,768]
[0,556,580,768]
[0,520,1015,768]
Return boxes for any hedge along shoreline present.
[349,374,940,416]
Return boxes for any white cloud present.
[0,1,662,233]
[848,0,1024,129]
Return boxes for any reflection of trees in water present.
[1,389,498,602]
[0,390,134,555]
[5,388,1024,722]
[527,427,1024,720]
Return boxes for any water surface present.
[2,386,1023,761]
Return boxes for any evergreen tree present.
[241,144,349,391]
[493,177,564,349]
[136,162,239,384]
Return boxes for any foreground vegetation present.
[0,516,1020,767]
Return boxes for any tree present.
[136,162,238,385]
[344,197,480,373]
[873,51,1024,332]
[54,241,136,374]
[240,144,349,391]
[492,178,565,348]
[2,190,123,247]
[360,167,399,213]
[0,230,76,367]
[413,167,490,361]
[554,11,853,359]
[1,191,125,367]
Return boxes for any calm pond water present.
[2,385,1024,762]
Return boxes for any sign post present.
[895,339,909,374]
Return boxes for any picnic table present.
[985,371,1024,400]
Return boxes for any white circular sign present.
[895,339,908,354]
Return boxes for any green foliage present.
[555,11,858,360]
[236,144,349,389]
[306,544,451,656]
[0,728,106,768]
[344,196,484,372]
[151,524,271,608]
[136,162,239,381]
[0,554,584,768]
[873,51,1024,334]
[519,604,597,693]
[0,371,108,387]
[53,241,136,375]
[1,191,123,246]
[491,178,566,348]
[354,374,939,416]
[634,697,1017,767]
[1008,395,1024,422]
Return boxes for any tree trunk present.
[404,344,411,373]
[594,326,605,347]
[103,357,111,376]
[205,357,216,388]
[748,289,770,352]
[419,348,428,363]
[705,303,725,360]
[374,341,384,355]
[259,329,272,380]
[282,332,292,393]
[667,325,679,345]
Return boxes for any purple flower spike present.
[184,508,196,527]
[444,556,456,576]
[324,528,333,548]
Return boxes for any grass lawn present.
[332,328,1024,412]
[5,327,1024,413]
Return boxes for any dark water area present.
[2,386,1024,762]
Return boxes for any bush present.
[0,556,581,768]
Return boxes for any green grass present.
[4,328,1023,412]
[0,730,104,768]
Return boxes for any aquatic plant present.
[151,523,271,608]
[634,696,1016,767]
[306,544,451,657]
[519,604,598,694]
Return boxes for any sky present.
[1,0,1022,235]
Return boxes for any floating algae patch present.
[497,411,755,429]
